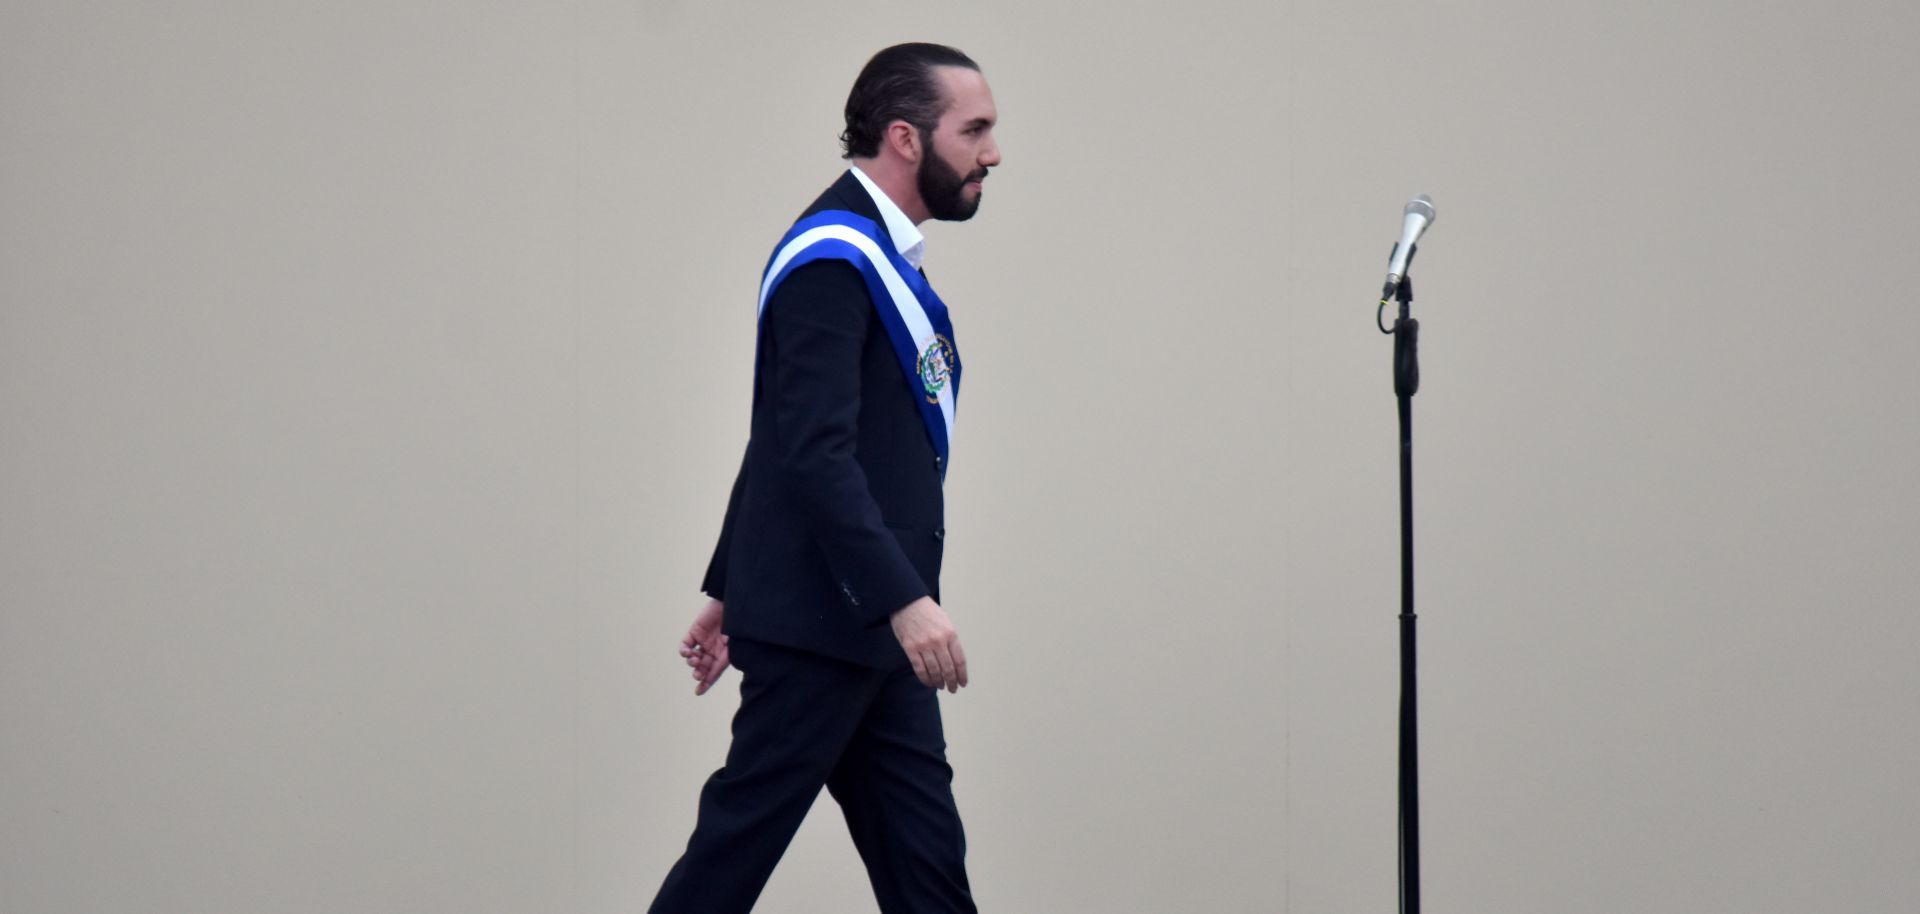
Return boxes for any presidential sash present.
[756,210,960,476]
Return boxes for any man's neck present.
[850,156,928,224]
[849,165,927,271]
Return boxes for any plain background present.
[4,1,1917,911]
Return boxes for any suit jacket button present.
[934,455,945,469]
[933,528,945,541]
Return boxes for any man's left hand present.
[678,598,731,696]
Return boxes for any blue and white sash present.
[757,210,960,475]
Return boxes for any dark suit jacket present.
[701,171,947,669]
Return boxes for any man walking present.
[651,43,1001,914]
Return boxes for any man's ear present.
[884,120,921,164]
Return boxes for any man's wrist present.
[891,594,934,618]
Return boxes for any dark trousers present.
[649,638,976,914]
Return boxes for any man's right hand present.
[890,597,968,693]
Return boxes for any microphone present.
[1382,194,1436,299]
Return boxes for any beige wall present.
[3,2,1916,911]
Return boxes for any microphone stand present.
[1381,248,1422,914]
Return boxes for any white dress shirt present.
[849,165,926,271]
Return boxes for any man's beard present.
[917,136,986,222]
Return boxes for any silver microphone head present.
[1405,194,1436,223]
[1382,194,1436,298]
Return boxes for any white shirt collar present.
[849,165,925,270]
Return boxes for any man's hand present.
[890,597,968,693]
[678,598,731,696]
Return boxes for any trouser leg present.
[827,665,976,914]
[650,640,881,914]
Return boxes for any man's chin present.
[937,193,982,222]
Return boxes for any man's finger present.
[694,661,727,695]
[923,653,942,689]
[917,649,940,691]
[935,642,963,692]
[929,644,953,692]
[950,639,969,689]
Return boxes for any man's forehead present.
[934,66,996,122]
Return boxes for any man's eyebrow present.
[965,116,995,129]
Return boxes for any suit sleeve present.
[699,445,748,600]
[764,260,930,623]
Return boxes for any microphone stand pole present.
[1385,253,1422,914]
